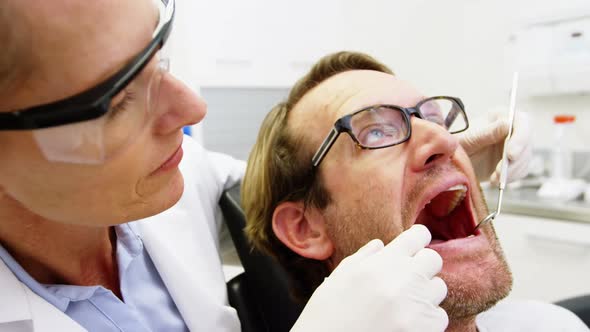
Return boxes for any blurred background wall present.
[170,0,590,156]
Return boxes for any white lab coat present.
[0,137,246,332]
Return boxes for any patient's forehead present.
[290,70,424,147]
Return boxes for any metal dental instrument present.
[473,72,519,232]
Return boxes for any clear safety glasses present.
[311,96,469,167]
[0,0,175,164]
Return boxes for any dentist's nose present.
[407,117,459,172]
[152,73,207,136]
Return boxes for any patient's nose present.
[407,117,459,172]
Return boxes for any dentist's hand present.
[459,111,532,185]
[291,225,448,332]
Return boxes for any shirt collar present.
[0,223,145,311]
[0,242,70,311]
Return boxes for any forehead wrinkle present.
[338,71,426,110]
[291,69,394,129]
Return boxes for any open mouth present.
[415,184,478,245]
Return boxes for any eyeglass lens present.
[31,53,169,164]
[349,98,466,149]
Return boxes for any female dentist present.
[0,0,529,331]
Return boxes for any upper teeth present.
[426,184,468,218]
[444,185,467,216]
[446,184,467,192]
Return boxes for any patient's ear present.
[272,201,333,260]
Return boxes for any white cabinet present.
[186,0,350,88]
[515,15,590,97]
[175,0,477,90]
[493,214,590,303]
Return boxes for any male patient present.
[242,52,587,331]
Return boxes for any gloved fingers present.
[505,137,527,161]
[506,112,531,160]
[490,143,532,185]
[508,112,531,143]
[508,144,532,182]
[384,224,431,257]
[413,301,448,331]
[411,306,448,332]
[337,239,384,270]
[490,170,499,186]
[426,276,448,306]
[412,248,443,279]
[472,151,499,183]
[431,307,450,332]
[458,119,509,156]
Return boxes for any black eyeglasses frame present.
[311,96,468,167]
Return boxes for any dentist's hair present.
[242,51,394,302]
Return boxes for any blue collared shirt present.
[0,223,189,332]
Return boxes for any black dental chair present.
[555,295,590,328]
[220,183,304,332]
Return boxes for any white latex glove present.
[291,225,448,332]
[459,110,532,185]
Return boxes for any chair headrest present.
[220,183,303,332]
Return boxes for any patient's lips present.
[413,176,488,255]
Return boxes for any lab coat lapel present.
[0,260,86,332]
[139,203,240,332]
[0,260,32,329]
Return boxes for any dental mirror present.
[473,72,519,233]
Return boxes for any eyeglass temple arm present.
[312,128,340,167]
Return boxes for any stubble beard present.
[324,168,513,321]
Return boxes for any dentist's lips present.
[412,174,484,252]
[151,143,184,175]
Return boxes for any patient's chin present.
[439,250,513,319]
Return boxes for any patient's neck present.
[447,316,477,332]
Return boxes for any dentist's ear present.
[272,201,334,260]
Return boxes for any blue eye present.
[351,106,408,147]
[359,124,400,146]
[366,128,386,144]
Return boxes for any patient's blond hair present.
[242,51,393,302]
